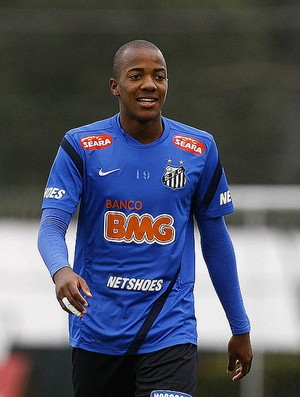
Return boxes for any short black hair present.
[112,40,164,79]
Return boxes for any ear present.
[109,78,119,96]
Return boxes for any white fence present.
[0,185,300,357]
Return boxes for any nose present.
[141,76,157,91]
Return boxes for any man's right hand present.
[53,267,92,317]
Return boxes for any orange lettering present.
[105,212,125,239]
[152,216,174,242]
[106,199,112,208]
[104,212,175,245]
[125,215,154,242]
[105,200,143,210]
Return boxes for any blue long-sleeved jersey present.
[39,114,250,355]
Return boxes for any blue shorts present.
[72,343,197,397]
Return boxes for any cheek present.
[161,84,168,96]
[161,89,168,101]
[119,91,134,102]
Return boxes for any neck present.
[119,115,164,144]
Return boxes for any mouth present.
[136,97,158,110]
[137,97,158,103]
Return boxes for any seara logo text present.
[80,134,112,150]
[173,135,206,156]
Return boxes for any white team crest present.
[162,165,187,190]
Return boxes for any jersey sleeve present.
[38,207,72,278]
[198,216,250,334]
[193,137,234,220]
[41,135,83,216]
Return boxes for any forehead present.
[119,47,167,74]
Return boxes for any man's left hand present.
[227,332,253,381]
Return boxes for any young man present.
[38,40,252,397]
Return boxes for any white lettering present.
[49,187,59,198]
[220,190,232,205]
[175,138,202,154]
[107,276,116,288]
[151,390,191,397]
[133,279,144,290]
[155,280,163,291]
[43,187,66,200]
[106,276,164,292]
[83,138,111,148]
[141,279,151,291]
[148,279,157,292]
[127,278,136,290]
[114,276,122,288]
[55,189,65,199]
[120,277,130,289]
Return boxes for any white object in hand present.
[62,297,81,317]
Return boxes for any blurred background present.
[0,1,300,396]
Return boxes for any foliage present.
[0,3,299,216]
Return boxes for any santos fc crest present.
[162,164,187,190]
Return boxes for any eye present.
[129,74,142,80]
[155,74,167,81]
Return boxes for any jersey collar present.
[112,113,170,148]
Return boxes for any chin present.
[136,110,162,122]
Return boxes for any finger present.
[79,277,93,298]
[232,367,245,381]
[57,285,88,314]
[58,297,71,314]
[55,274,92,314]
[60,294,87,317]
[69,288,89,307]
[69,276,92,307]
[62,297,82,317]
[232,361,250,381]
[66,279,91,308]
[227,357,237,374]
[63,291,89,315]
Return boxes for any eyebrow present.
[127,67,167,73]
